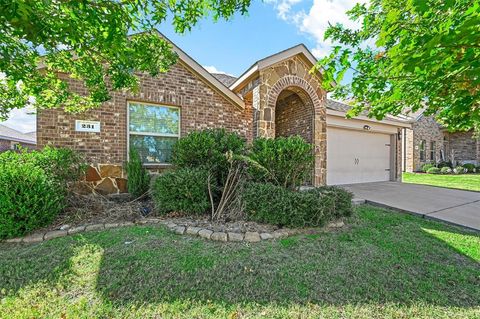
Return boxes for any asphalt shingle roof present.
[210,73,238,87]
[0,124,36,144]
[209,72,411,124]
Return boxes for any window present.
[419,140,426,161]
[128,102,180,164]
[10,142,20,150]
[430,141,436,161]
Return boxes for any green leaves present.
[0,0,252,119]
[317,0,480,132]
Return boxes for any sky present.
[1,0,361,133]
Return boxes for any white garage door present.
[327,127,392,185]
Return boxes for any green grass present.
[1,206,479,318]
[403,172,480,192]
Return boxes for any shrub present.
[437,161,452,169]
[0,161,65,239]
[126,148,151,198]
[0,146,86,186]
[453,166,467,174]
[440,167,452,174]
[426,167,441,174]
[462,163,476,173]
[242,182,353,227]
[421,163,435,173]
[172,129,246,181]
[152,168,211,215]
[248,136,314,190]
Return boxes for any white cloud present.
[269,0,367,58]
[202,65,235,76]
[1,108,36,133]
[266,0,303,20]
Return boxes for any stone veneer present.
[235,55,327,186]
[405,114,480,171]
[83,164,127,195]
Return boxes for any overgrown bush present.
[242,182,353,227]
[421,163,435,173]
[440,167,452,174]
[0,146,86,186]
[437,161,452,169]
[126,148,151,198]
[453,166,467,174]
[171,129,246,184]
[0,161,65,239]
[462,163,476,173]
[152,168,211,215]
[248,136,314,189]
[426,167,441,174]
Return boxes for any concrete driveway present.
[343,182,480,231]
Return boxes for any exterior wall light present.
[363,125,371,131]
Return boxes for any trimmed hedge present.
[462,163,476,173]
[440,167,452,174]
[152,168,211,215]
[0,161,65,239]
[248,136,314,189]
[421,163,435,173]
[243,182,353,227]
[426,167,441,174]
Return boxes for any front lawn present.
[403,172,480,192]
[1,206,479,319]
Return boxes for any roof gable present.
[230,44,325,92]
[156,31,245,109]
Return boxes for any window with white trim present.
[128,102,180,164]
[419,140,426,161]
[430,141,436,161]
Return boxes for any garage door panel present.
[327,128,391,185]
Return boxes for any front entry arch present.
[258,74,327,186]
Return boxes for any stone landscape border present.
[2,217,346,244]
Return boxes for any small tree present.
[126,149,150,198]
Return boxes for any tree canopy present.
[0,0,251,120]
[317,0,480,132]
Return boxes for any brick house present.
[0,124,36,152]
[402,114,480,172]
[37,32,411,194]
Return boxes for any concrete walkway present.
[343,182,480,231]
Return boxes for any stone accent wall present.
[410,115,445,171]
[404,129,414,172]
[83,164,127,195]
[240,55,327,186]
[37,62,254,165]
[445,131,479,164]
[406,115,480,170]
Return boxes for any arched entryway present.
[261,75,326,186]
[274,87,314,143]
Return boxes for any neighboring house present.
[402,114,480,172]
[0,124,36,152]
[37,31,411,194]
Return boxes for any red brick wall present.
[275,91,313,143]
[0,139,36,152]
[37,62,253,165]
